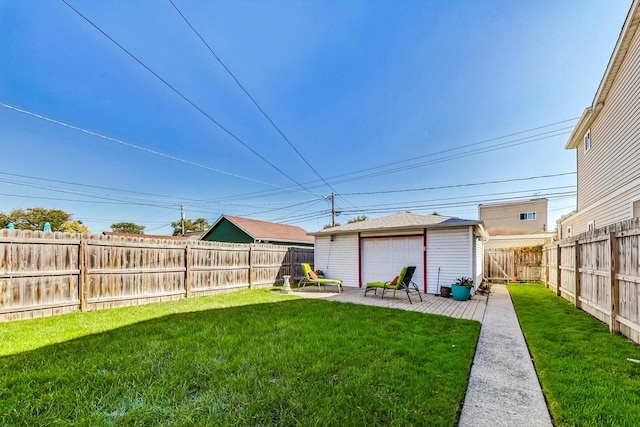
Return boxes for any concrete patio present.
[293,285,487,323]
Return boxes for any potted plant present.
[451,276,474,301]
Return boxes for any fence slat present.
[610,232,620,333]
[0,230,313,321]
[542,219,640,344]
[575,239,581,309]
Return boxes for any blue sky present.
[0,1,632,234]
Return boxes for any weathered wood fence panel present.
[484,246,543,282]
[0,230,313,321]
[542,218,640,345]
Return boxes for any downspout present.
[469,227,474,287]
[423,228,428,293]
[358,232,362,287]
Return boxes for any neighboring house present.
[308,212,487,293]
[559,0,640,238]
[479,199,549,232]
[484,226,554,250]
[201,214,314,247]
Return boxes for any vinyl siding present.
[313,234,359,287]
[575,25,640,215]
[479,199,548,231]
[203,219,253,243]
[474,234,484,286]
[561,182,640,236]
[426,228,472,294]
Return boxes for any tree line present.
[1,207,210,236]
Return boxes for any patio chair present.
[364,266,422,304]
[298,263,343,293]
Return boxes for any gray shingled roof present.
[309,212,483,236]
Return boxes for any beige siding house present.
[479,199,549,232]
[560,0,640,238]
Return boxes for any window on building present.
[584,129,591,152]
[633,200,640,218]
[587,220,595,232]
[519,212,536,221]
[566,226,572,238]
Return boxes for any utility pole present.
[180,204,185,236]
[331,193,335,227]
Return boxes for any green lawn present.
[509,284,640,427]
[0,289,480,426]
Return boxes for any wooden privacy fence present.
[0,230,314,321]
[542,218,640,345]
[485,246,543,282]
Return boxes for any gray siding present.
[570,25,640,235]
[313,234,359,287]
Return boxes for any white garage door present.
[361,237,424,291]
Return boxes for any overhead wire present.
[213,123,576,201]
[61,0,323,199]
[0,174,319,209]
[167,0,343,200]
[0,102,310,194]
[340,172,576,195]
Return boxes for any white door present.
[362,237,424,290]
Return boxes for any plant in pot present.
[451,276,474,301]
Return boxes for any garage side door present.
[362,237,424,290]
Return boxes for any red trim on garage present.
[360,233,424,240]
[358,232,362,287]
[423,229,427,293]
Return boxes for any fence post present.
[79,239,88,311]
[249,245,254,289]
[556,244,561,296]
[544,246,549,288]
[289,247,295,281]
[574,240,580,308]
[185,245,192,298]
[609,232,620,333]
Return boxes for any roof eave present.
[565,107,594,149]
[565,1,640,150]
[309,220,483,237]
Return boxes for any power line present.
[167,0,342,200]
[340,172,576,195]
[61,0,322,199]
[325,129,574,186]
[0,173,319,208]
[281,121,577,190]
[213,121,577,201]
[268,188,576,223]
[0,102,309,194]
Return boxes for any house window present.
[584,129,591,152]
[633,200,640,218]
[587,220,595,232]
[566,226,572,238]
[520,212,536,221]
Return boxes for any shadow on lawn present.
[1,299,480,426]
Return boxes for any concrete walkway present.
[458,284,553,426]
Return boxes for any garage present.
[310,212,486,294]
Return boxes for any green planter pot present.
[451,284,472,301]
